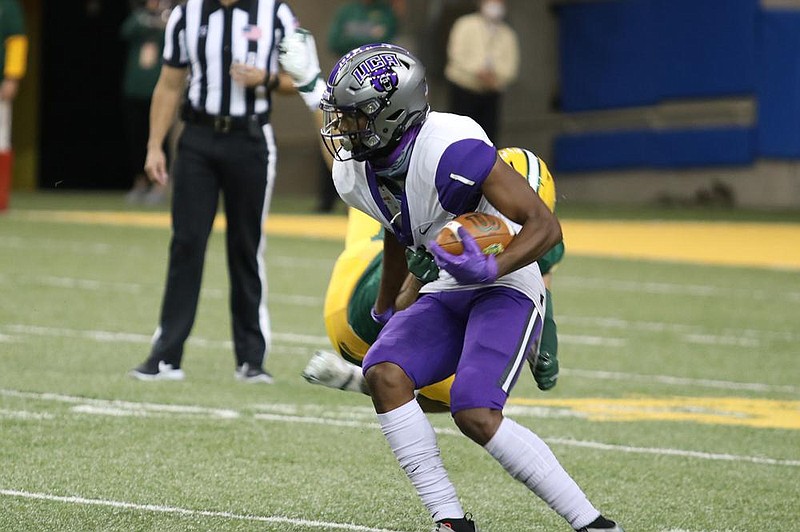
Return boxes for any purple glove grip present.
[429,226,499,285]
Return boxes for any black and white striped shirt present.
[163,0,298,117]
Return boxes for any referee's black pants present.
[148,122,275,370]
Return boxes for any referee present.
[130,0,313,382]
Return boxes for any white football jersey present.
[332,112,545,306]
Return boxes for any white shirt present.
[163,0,297,117]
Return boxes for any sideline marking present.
[10,210,800,270]
[508,396,800,430]
[4,261,798,307]
[2,389,798,467]
[0,489,737,532]
[251,413,800,466]
[561,368,800,394]
[0,489,407,532]
[0,409,54,420]
[0,323,621,352]
[1,323,796,395]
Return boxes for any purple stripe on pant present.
[363,286,542,413]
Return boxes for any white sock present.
[377,399,463,521]
[484,417,600,529]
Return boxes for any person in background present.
[314,0,400,213]
[129,0,326,383]
[0,0,27,211]
[444,0,519,144]
[120,0,171,205]
[328,0,398,58]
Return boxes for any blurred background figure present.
[120,0,171,205]
[445,0,518,144]
[0,0,27,211]
[328,0,399,58]
[314,0,402,213]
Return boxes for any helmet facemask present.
[321,97,388,162]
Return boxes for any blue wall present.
[558,0,756,112]
[554,128,755,172]
[554,0,798,171]
[757,10,800,158]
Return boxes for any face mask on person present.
[481,1,506,22]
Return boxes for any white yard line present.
[253,412,800,468]
[3,273,797,344]
[1,323,796,394]
[1,323,328,350]
[0,489,730,532]
[0,274,324,305]
[0,323,621,352]
[557,275,800,303]
[0,489,407,532]
[0,408,54,420]
[560,368,800,394]
[2,389,798,468]
[560,315,799,344]
[0,389,240,418]
[543,437,800,467]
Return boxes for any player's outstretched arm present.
[278,28,326,110]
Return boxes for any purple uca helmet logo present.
[351,52,402,93]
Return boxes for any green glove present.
[532,351,559,391]
[405,247,439,284]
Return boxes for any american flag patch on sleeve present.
[242,25,262,41]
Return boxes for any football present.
[434,212,514,256]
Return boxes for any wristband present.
[296,72,322,93]
[370,305,395,325]
[298,75,326,111]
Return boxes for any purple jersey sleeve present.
[434,139,496,215]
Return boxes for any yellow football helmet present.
[498,147,557,213]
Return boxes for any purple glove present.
[429,226,499,285]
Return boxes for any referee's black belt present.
[182,107,270,134]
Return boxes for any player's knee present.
[453,408,503,446]
[364,362,414,398]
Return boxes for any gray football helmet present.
[320,43,429,162]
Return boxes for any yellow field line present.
[12,210,800,270]
[562,219,800,270]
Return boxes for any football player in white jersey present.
[302,147,562,409]
[281,37,623,532]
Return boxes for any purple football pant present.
[362,286,543,413]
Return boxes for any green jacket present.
[0,0,26,79]
[120,8,166,99]
[328,1,397,57]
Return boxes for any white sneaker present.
[129,360,185,381]
[302,350,365,393]
[234,363,274,384]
